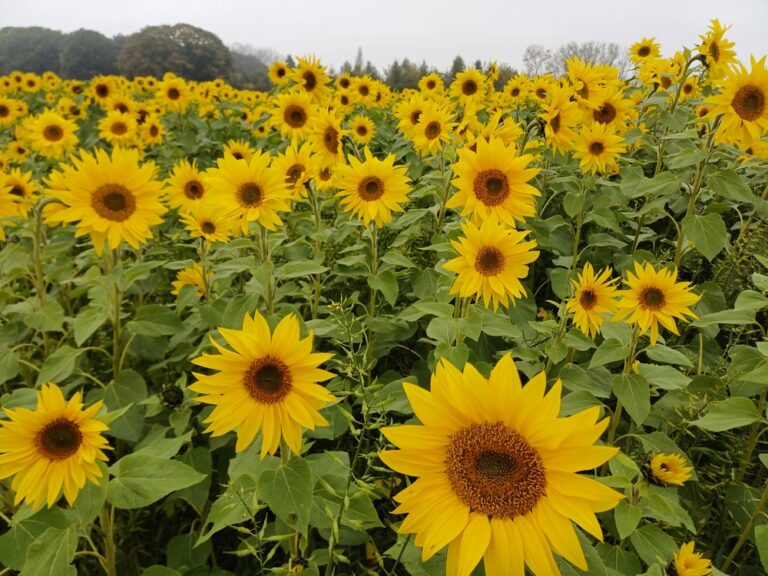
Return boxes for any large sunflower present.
[573,123,626,174]
[335,147,412,227]
[380,354,623,576]
[613,261,700,345]
[0,382,111,511]
[190,312,335,457]
[24,109,79,160]
[165,158,208,212]
[444,216,539,311]
[291,55,330,101]
[447,137,541,227]
[46,147,167,253]
[565,262,619,338]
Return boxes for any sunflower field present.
[0,19,767,576]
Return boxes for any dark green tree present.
[446,55,465,82]
[0,27,63,74]
[59,29,119,80]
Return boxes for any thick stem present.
[309,186,323,319]
[98,505,117,576]
[32,200,50,354]
[198,238,212,302]
[734,387,768,485]
[435,147,450,230]
[109,248,122,383]
[365,225,378,380]
[607,327,640,448]
[721,479,768,572]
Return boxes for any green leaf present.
[589,339,628,368]
[693,290,768,327]
[755,525,768,572]
[681,213,728,261]
[134,431,192,459]
[280,259,328,279]
[367,271,399,307]
[693,397,760,431]
[65,463,108,526]
[614,501,642,539]
[21,526,77,576]
[103,369,147,441]
[73,307,109,346]
[141,567,182,576]
[258,456,314,536]
[24,300,66,333]
[629,525,678,566]
[380,251,416,268]
[36,345,84,385]
[197,475,263,545]
[627,172,681,199]
[644,345,692,367]
[108,454,205,509]
[0,508,67,570]
[708,169,761,205]
[612,374,651,426]
[0,349,19,384]
[126,304,184,337]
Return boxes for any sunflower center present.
[660,76,672,90]
[0,105,9,118]
[732,85,765,122]
[683,83,694,94]
[303,71,317,91]
[92,184,137,222]
[358,176,385,201]
[473,169,510,207]
[709,41,720,63]
[638,46,651,58]
[659,462,669,471]
[43,124,64,142]
[536,88,547,99]
[286,164,305,186]
[319,167,332,181]
[425,121,441,140]
[111,121,128,135]
[36,419,83,460]
[640,287,665,310]
[149,125,159,137]
[550,113,561,133]
[201,221,216,234]
[237,183,263,207]
[475,247,505,276]
[115,103,129,113]
[462,80,478,96]
[340,94,350,105]
[276,67,286,78]
[577,83,589,100]
[10,185,24,197]
[323,127,339,154]
[511,87,521,97]
[339,77,350,88]
[244,356,292,404]
[446,422,546,518]
[167,88,181,100]
[356,125,368,136]
[285,105,307,128]
[589,141,605,155]
[427,80,436,89]
[184,180,204,199]
[410,110,422,125]
[594,103,617,124]
[96,84,109,98]
[579,289,598,310]
[359,84,370,97]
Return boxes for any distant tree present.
[230,48,270,90]
[117,23,234,81]
[353,47,364,76]
[495,63,518,90]
[230,44,282,65]
[550,41,631,77]
[385,58,428,91]
[0,27,63,74]
[523,44,553,76]
[59,29,119,80]
[363,60,380,80]
[446,55,465,82]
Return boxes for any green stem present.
[607,327,640,448]
[309,185,323,319]
[32,199,50,355]
[198,238,212,302]
[109,248,122,383]
[721,479,768,572]
[98,504,117,576]
[734,387,768,485]
[259,226,274,315]
[365,225,378,379]
[435,147,450,230]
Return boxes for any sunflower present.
[679,76,700,102]
[271,141,314,199]
[268,61,290,86]
[447,137,541,227]
[165,159,209,212]
[650,453,693,486]
[349,115,376,145]
[180,203,235,244]
[0,382,111,511]
[565,262,619,338]
[291,55,329,101]
[139,113,165,146]
[335,147,412,227]
[159,75,191,112]
[0,168,38,218]
[450,69,486,102]
[584,88,633,134]
[380,354,623,576]
[171,263,211,297]
[395,94,428,140]
[567,57,605,103]
[573,123,626,174]
[309,108,346,167]
[443,216,539,311]
[24,110,79,160]
[90,75,115,103]
[411,105,456,156]
[504,75,529,105]
[629,37,660,66]
[707,56,768,147]
[271,91,314,141]
[0,183,17,241]
[530,75,555,103]
[223,139,255,162]
[46,147,167,254]
[311,162,337,192]
[697,19,737,79]
[672,542,712,576]
[190,312,335,456]
[353,76,376,103]
[6,141,30,165]
[613,261,700,345]
[418,73,445,95]
[540,84,580,154]
[0,96,21,127]
[335,72,353,91]
[98,110,138,146]
[205,152,290,233]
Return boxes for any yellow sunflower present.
[0,382,111,511]
[450,69,486,102]
[24,110,79,160]
[139,113,165,147]
[567,57,605,103]
[380,354,623,576]
[540,84,580,154]
[291,55,330,101]
[165,158,208,212]
[98,110,138,146]
[90,75,115,103]
[0,96,21,127]
[697,19,737,79]
[584,88,633,134]
[311,162,337,192]
[573,123,626,174]
[629,37,660,66]
[672,542,712,576]
[0,183,17,241]
[271,91,314,141]
[271,141,314,199]
[335,147,412,228]
[411,105,456,156]
[190,312,335,456]
[613,261,701,345]
[309,108,346,167]
[503,76,529,105]
[0,168,38,218]
[159,75,191,112]
[650,453,693,486]
[46,147,167,254]
[349,115,376,145]
[268,61,290,86]
[205,152,290,233]
[443,216,539,311]
[222,139,255,162]
[395,94,428,140]
[180,203,235,244]
[418,73,445,95]
[565,262,619,338]
[171,262,211,297]
[447,137,541,227]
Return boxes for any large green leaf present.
[21,526,78,576]
[693,397,761,431]
[108,454,205,509]
[257,455,314,536]
[612,374,650,425]
[681,213,728,261]
[126,304,184,336]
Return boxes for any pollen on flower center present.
[92,183,137,222]
[475,246,505,276]
[36,418,83,460]
[357,176,385,201]
[640,286,666,310]
[244,356,293,403]
[473,169,510,206]
[446,422,546,518]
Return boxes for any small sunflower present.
[380,354,623,576]
[335,147,412,227]
[418,73,445,95]
[311,162,337,192]
[291,55,329,101]
[443,216,539,311]
[411,105,456,156]
[672,542,712,576]
[223,139,255,162]
[565,262,619,338]
[650,453,693,486]
[24,110,79,160]
[165,159,208,212]
[180,203,235,244]
[0,96,21,127]
[271,141,314,199]
[159,75,191,112]
[268,61,290,86]
[395,94,428,140]
[613,261,700,345]
[540,84,580,154]
[171,263,211,297]
[90,76,115,103]
[271,91,314,141]
[629,37,660,66]
[697,19,737,79]
[349,115,376,145]
[584,88,633,134]
[98,110,138,146]
[573,123,626,174]
[450,69,486,102]
[0,383,111,511]
[190,312,335,456]
[139,114,165,146]
[0,168,38,218]
[503,76,529,104]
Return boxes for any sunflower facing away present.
[650,453,693,486]
[190,312,335,457]
[566,262,619,338]
[672,542,713,576]
[171,262,211,298]
[613,261,700,346]
[444,216,539,311]
[335,147,412,227]
[0,382,111,511]
[380,354,623,576]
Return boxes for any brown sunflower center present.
[356,124,368,136]
[36,418,83,460]
[243,356,292,404]
[577,83,589,100]
[285,105,307,128]
[340,94,350,106]
[149,125,159,137]
[43,124,64,142]
[473,169,510,206]
[462,80,478,96]
[319,167,332,182]
[593,103,617,124]
[276,67,286,78]
[535,87,547,99]
[201,221,216,234]
[511,87,521,97]
[95,84,109,98]
[237,183,263,207]
[111,121,128,136]
[589,141,605,155]
[550,113,561,133]
[637,46,651,58]
[446,422,546,518]
[709,42,720,63]
[410,110,422,125]
[92,183,137,222]
[0,105,9,118]
[639,286,665,310]
[323,127,339,154]
[115,102,129,113]
[683,83,694,94]
[660,76,672,90]
[303,71,317,91]
[425,121,441,140]
[579,289,598,310]
[659,462,669,471]
[184,180,204,199]
[358,84,370,97]
[357,176,385,201]
[10,185,24,197]
[286,164,305,186]
[732,85,765,122]
[339,77,350,89]
[167,87,181,100]
[475,247,505,276]
[427,80,436,89]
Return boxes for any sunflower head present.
[672,542,713,576]
[650,453,693,486]
[565,262,619,338]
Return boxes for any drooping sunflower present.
[223,139,255,162]
[309,108,346,167]
[671,542,712,576]
[697,19,737,79]
[271,90,314,141]
[335,147,412,228]
[205,152,290,233]
[629,37,660,66]
[443,216,539,311]
[98,110,138,146]
[0,382,111,511]
[349,115,376,145]
[180,203,235,244]
[190,312,335,456]
[268,61,290,86]
[450,69,486,102]
[613,261,701,346]
[46,147,167,254]
[171,263,211,297]
[565,262,619,338]
[411,105,456,156]
[447,137,541,227]
[0,168,38,217]
[165,159,208,212]
[650,453,693,486]
[573,123,626,174]
[291,55,330,101]
[380,354,623,576]
[23,110,79,160]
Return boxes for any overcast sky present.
[2,0,767,71]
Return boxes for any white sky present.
[2,0,767,71]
